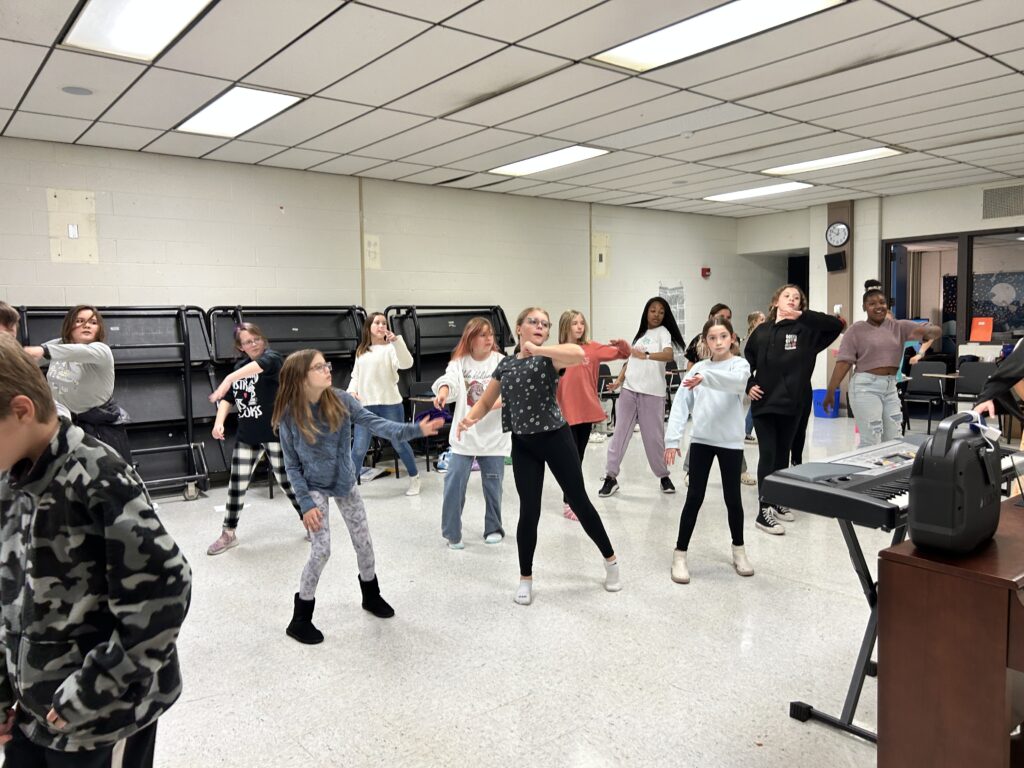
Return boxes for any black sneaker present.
[598,477,619,497]
[660,476,676,494]
[755,506,785,535]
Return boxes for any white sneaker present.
[671,550,690,583]
[604,559,621,592]
[732,545,754,576]
[588,432,607,444]
[514,579,533,605]
[405,476,421,496]
[740,472,756,486]
[484,532,503,544]
[774,507,795,522]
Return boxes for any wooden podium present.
[879,499,1024,767]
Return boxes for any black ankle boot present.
[359,575,395,618]
[286,592,324,644]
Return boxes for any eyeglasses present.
[311,362,332,373]
[523,317,550,329]
[239,339,263,348]
[73,317,99,327]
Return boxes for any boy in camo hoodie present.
[0,334,191,767]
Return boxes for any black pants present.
[752,412,799,510]
[790,392,812,466]
[563,422,593,504]
[4,720,157,768]
[676,443,745,549]
[512,426,615,576]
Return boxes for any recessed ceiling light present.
[62,86,94,96]
[63,0,214,62]
[762,147,903,175]
[178,87,302,138]
[704,182,812,202]
[490,146,608,176]
[593,0,845,72]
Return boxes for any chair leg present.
[926,403,932,435]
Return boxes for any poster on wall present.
[972,272,1024,333]
[659,281,685,340]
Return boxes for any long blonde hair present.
[746,311,765,337]
[272,349,348,444]
[356,312,385,357]
[558,309,589,345]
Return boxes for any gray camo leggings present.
[299,489,376,599]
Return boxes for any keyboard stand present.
[789,520,906,743]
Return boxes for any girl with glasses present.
[349,312,421,496]
[457,307,620,606]
[24,305,132,462]
[432,317,509,549]
[599,297,686,498]
[273,349,444,642]
[205,322,303,555]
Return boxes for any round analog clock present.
[826,221,850,247]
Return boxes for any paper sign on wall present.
[47,189,99,263]
[364,234,381,270]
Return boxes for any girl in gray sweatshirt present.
[664,317,754,585]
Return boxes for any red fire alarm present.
[701,266,711,279]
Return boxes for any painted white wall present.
[880,181,1024,239]
[736,209,809,255]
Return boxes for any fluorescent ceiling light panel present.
[704,182,812,202]
[490,146,608,176]
[594,0,845,72]
[178,87,301,138]
[64,0,214,62]
[763,147,903,176]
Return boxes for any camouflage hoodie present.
[0,419,191,751]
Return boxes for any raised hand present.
[418,416,445,436]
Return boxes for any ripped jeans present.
[849,372,902,446]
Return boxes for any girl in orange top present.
[555,309,630,520]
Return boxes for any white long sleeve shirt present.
[347,337,413,406]
[432,353,510,457]
[665,356,750,451]
[42,340,115,414]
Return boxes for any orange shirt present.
[556,341,629,425]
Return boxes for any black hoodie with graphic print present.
[744,310,844,416]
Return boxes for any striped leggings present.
[224,441,301,529]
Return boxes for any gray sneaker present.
[207,529,238,555]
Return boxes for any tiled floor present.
[150,415,896,767]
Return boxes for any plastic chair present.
[902,360,946,434]
[598,363,619,428]
[943,361,998,415]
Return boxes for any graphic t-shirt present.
[224,349,283,444]
[433,352,510,457]
[492,354,565,435]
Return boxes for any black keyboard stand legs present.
[789,521,907,744]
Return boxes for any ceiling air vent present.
[982,185,1024,219]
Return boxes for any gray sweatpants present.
[299,489,376,599]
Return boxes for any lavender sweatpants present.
[605,387,669,479]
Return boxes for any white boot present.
[671,550,690,584]
[405,476,421,496]
[732,545,754,577]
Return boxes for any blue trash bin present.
[812,388,840,418]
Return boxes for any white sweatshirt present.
[347,337,413,406]
[665,356,751,451]
[432,352,510,457]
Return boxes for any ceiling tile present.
[4,112,89,142]
[962,19,1024,55]
[522,0,724,60]
[878,107,1024,146]
[845,90,1024,138]
[0,40,48,110]
[300,109,431,153]
[319,27,504,106]
[359,0,477,22]
[400,127,528,166]
[996,48,1024,69]
[356,120,483,161]
[595,103,759,150]
[907,124,1024,152]
[933,134,1024,159]
[508,181,576,197]
[360,161,434,180]
[643,0,908,90]
[445,0,602,43]
[923,0,1024,36]
[708,133,872,172]
[77,122,164,150]
[635,116,809,159]
[525,151,652,182]
[309,155,386,175]
[439,173,506,188]
[388,46,566,117]
[500,78,676,135]
[556,157,680,186]
[102,69,231,130]
[885,0,973,16]
[159,0,345,80]
[449,136,571,172]
[244,4,429,94]
[396,167,476,185]
[446,64,623,126]
[0,0,79,45]
[259,147,338,169]
[241,97,370,145]
[475,177,546,192]
[700,23,952,104]
[142,132,226,158]
[204,140,285,164]
[19,50,145,120]
[546,90,720,143]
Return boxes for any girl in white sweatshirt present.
[664,316,754,584]
[348,312,420,496]
[432,317,510,549]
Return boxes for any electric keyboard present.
[762,437,1024,531]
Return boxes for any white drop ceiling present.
[1,0,1023,217]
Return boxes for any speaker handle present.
[930,412,974,458]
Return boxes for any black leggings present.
[790,392,812,466]
[512,426,615,576]
[5,720,158,767]
[676,442,745,549]
[563,422,593,504]
[752,412,799,509]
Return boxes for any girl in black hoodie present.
[744,284,844,535]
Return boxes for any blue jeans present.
[849,372,902,446]
[745,407,754,437]
[351,403,419,477]
[441,453,504,543]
